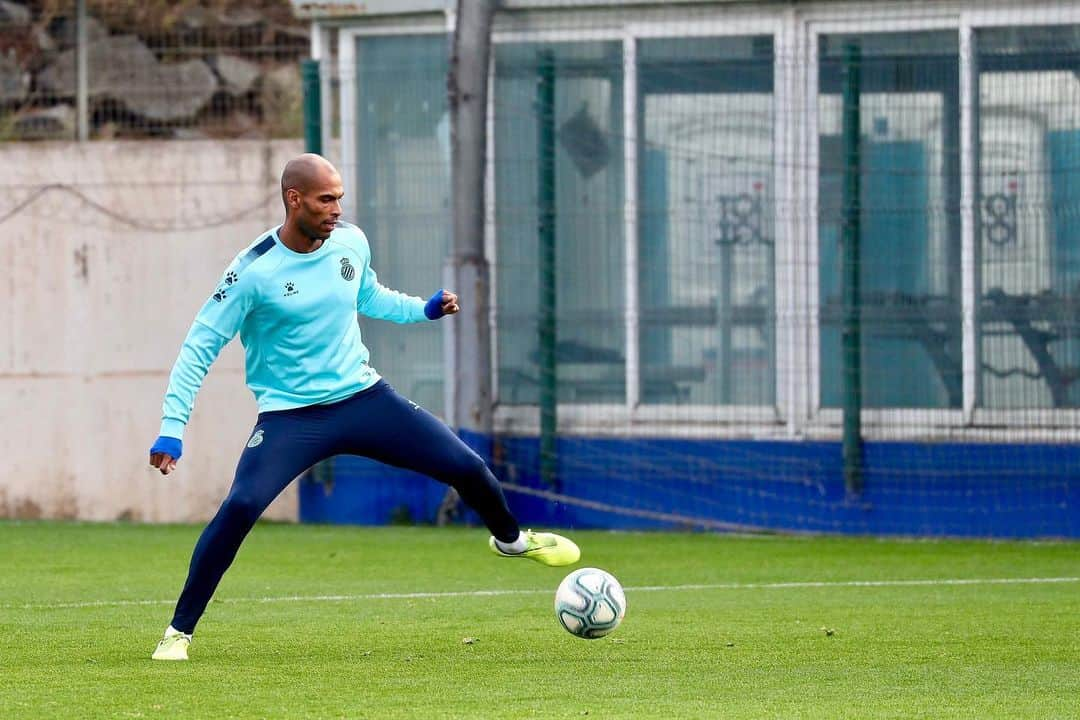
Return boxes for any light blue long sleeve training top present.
[159,222,428,440]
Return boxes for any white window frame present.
[485,52,499,412]
[804,13,971,438]
[489,26,628,433]
[338,21,449,223]
[490,15,792,437]
[961,4,1080,431]
[310,22,335,164]
[338,22,454,421]
[626,17,788,430]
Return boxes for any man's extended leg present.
[332,381,579,566]
[155,408,335,659]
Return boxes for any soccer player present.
[148,154,579,661]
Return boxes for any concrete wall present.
[0,139,305,522]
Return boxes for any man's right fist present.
[149,436,182,475]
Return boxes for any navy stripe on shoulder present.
[232,235,276,274]
[248,235,276,259]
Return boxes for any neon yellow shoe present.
[489,530,581,566]
[152,630,191,661]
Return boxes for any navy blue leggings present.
[170,381,519,633]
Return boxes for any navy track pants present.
[169,380,519,633]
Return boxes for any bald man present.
[148,154,579,661]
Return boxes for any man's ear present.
[287,188,301,210]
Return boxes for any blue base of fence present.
[298,436,1080,538]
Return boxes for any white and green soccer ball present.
[554,567,626,639]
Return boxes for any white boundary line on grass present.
[9,576,1078,611]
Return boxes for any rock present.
[33,25,56,54]
[170,126,212,140]
[39,35,218,122]
[212,55,260,96]
[39,35,153,94]
[219,8,265,27]
[176,6,263,31]
[271,22,310,44]
[196,109,261,139]
[12,104,75,140]
[219,110,260,138]
[0,49,28,103]
[0,0,31,26]
[259,63,302,137]
[174,5,215,31]
[141,59,217,121]
[49,14,109,50]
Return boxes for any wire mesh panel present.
[817,31,962,410]
[282,1,1080,536]
[0,1,307,140]
[976,24,1080,412]
[351,32,450,414]
[494,40,626,406]
[639,36,776,407]
[456,2,1079,537]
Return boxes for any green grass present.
[1,522,1077,719]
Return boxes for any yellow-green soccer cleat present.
[489,530,581,566]
[152,631,191,661]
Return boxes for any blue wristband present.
[150,436,183,461]
[424,289,446,320]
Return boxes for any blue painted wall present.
[299,436,1080,538]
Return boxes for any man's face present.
[289,170,344,241]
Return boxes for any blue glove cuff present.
[150,436,183,461]
[424,289,446,320]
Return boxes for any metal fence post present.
[842,41,863,497]
[301,58,322,155]
[75,0,88,141]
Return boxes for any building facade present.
[294,0,1080,536]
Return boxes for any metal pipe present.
[841,41,863,497]
[75,0,88,141]
[537,50,558,489]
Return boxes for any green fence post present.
[301,59,322,155]
[842,41,864,497]
[537,50,558,489]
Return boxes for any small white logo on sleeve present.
[247,429,264,448]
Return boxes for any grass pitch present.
[1,522,1077,719]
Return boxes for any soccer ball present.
[554,567,626,639]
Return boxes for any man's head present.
[280,154,344,241]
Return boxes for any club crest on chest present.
[340,257,356,281]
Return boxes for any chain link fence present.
[0,0,309,141]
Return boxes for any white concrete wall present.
[0,139,306,522]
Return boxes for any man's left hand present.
[425,289,460,319]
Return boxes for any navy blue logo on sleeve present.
[283,281,299,297]
[212,271,238,302]
[340,258,356,281]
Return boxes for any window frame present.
[339,22,454,419]
[490,17,790,435]
[960,4,1080,430]
[804,15,968,436]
